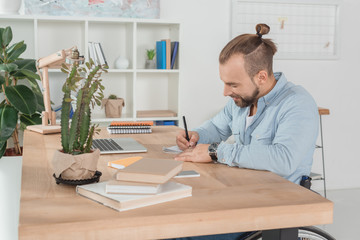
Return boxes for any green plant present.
[108,94,117,99]
[146,49,156,60]
[60,60,107,155]
[0,26,44,158]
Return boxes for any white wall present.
[161,0,360,190]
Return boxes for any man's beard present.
[230,87,260,108]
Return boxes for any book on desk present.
[77,181,192,211]
[107,121,153,134]
[77,158,191,211]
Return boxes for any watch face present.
[208,143,219,161]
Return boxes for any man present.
[176,23,319,185]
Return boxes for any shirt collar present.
[260,72,287,105]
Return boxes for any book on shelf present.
[88,42,97,64]
[97,42,108,66]
[136,110,177,118]
[107,156,143,170]
[161,39,171,69]
[76,181,192,212]
[106,180,162,194]
[156,40,166,69]
[171,41,179,69]
[94,42,107,66]
[115,158,183,184]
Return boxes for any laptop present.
[92,138,147,154]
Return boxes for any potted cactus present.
[101,93,125,118]
[52,59,107,182]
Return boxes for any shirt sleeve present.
[193,100,234,144]
[216,94,319,179]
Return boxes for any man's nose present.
[223,85,231,96]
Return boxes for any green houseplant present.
[145,49,156,69]
[52,59,107,181]
[101,93,125,118]
[0,26,44,158]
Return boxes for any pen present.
[183,116,190,142]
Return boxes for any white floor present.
[317,188,360,240]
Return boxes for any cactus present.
[60,60,106,155]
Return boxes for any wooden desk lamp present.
[27,46,84,134]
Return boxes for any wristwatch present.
[208,142,220,161]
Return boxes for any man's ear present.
[256,70,268,85]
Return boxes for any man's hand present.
[174,144,212,163]
[176,130,199,150]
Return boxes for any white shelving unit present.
[0,15,181,124]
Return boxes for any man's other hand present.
[174,144,212,163]
[176,130,199,150]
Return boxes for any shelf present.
[0,15,181,124]
[136,69,179,73]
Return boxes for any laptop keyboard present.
[92,139,123,152]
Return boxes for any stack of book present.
[88,41,108,66]
[156,39,179,69]
[107,121,153,134]
[76,158,192,211]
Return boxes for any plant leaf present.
[15,69,40,80]
[13,59,37,72]
[0,105,18,141]
[5,85,37,115]
[7,42,26,60]
[0,63,18,72]
[0,74,5,86]
[0,28,4,48]
[20,113,42,126]
[0,140,7,158]
[1,26,12,48]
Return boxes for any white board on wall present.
[231,0,340,60]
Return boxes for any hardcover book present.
[161,39,171,69]
[156,41,166,69]
[106,180,162,194]
[115,158,183,184]
[76,181,192,212]
[171,41,179,69]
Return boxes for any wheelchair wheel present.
[242,226,336,240]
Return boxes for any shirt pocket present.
[250,129,274,145]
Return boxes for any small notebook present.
[107,127,152,134]
[107,156,143,169]
[115,158,183,184]
[107,121,153,134]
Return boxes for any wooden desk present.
[20,126,333,240]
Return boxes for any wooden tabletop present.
[20,126,333,240]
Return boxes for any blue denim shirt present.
[194,72,319,183]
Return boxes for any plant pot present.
[0,156,22,240]
[101,98,125,118]
[4,147,23,156]
[145,59,156,69]
[52,149,100,181]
